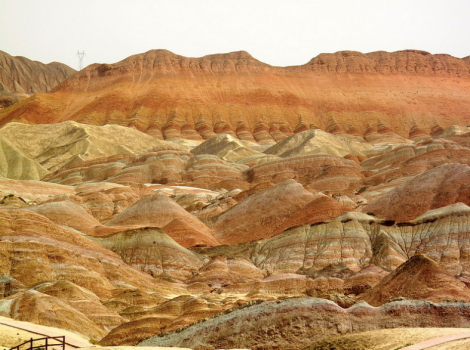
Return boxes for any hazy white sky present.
[1,0,469,70]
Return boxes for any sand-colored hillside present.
[0,121,185,172]
[304,328,470,350]
[0,135,49,180]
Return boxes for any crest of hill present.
[140,297,470,350]
[191,134,261,162]
[24,200,103,235]
[54,49,270,92]
[0,50,75,93]
[364,163,470,222]
[305,50,470,75]
[2,49,470,137]
[89,227,204,280]
[0,135,49,180]
[105,194,218,247]
[264,129,374,157]
[360,255,470,306]
[0,121,187,172]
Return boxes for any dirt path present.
[401,333,470,349]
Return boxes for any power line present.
[76,51,85,71]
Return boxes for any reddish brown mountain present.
[1,49,469,137]
[360,255,470,306]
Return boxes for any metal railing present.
[9,336,65,350]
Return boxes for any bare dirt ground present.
[0,316,190,350]
[0,316,90,349]
[305,328,470,350]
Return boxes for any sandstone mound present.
[0,289,106,339]
[200,205,470,279]
[71,182,154,224]
[33,280,125,333]
[0,208,157,299]
[140,297,470,350]
[364,163,470,221]
[360,255,470,306]
[0,178,74,202]
[214,179,349,245]
[191,134,260,162]
[188,256,265,287]
[0,50,75,94]
[24,200,102,234]
[105,194,218,247]
[0,135,49,180]
[0,273,25,298]
[90,227,204,280]
[0,92,30,109]
[435,125,470,138]
[246,154,364,194]
[182,155,247,190]
[0,121,177,172]
[100,301,225,346]
[264,129,373,157]
[360,142,470,202]
[410,202,470,224]
[43,147,192,186]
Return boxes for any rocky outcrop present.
[0,121,179,172]
[0,135,49,180]
[198,205,470,282]
[140,297,470,350]
[245,154,364,194]
[0,289,107,339]
[191,134,260,162]
[90,227,204,280]
[364,164,470,221]
[104,194,218,247]
[24,200,103,235]
[264,129,373,157]
[360,255,470,306]
[34,280,125,333]
[0,208,157,299]
[214,180,350,244]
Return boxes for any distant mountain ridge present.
[1,49,470,138]
[0,50,75,94]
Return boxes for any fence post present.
[30,338,33,350]
[45,337,48,350]
[62,336,65,350]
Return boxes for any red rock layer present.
[246,154,364,194]
[360,255,470,306]
[236,121,256,142]
[104,194,218,247]
[3,50,469,136]
[364,163,470,222]
[214,180,351,244]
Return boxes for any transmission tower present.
[76,51,85,71]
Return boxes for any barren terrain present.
[0,49,470,349]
